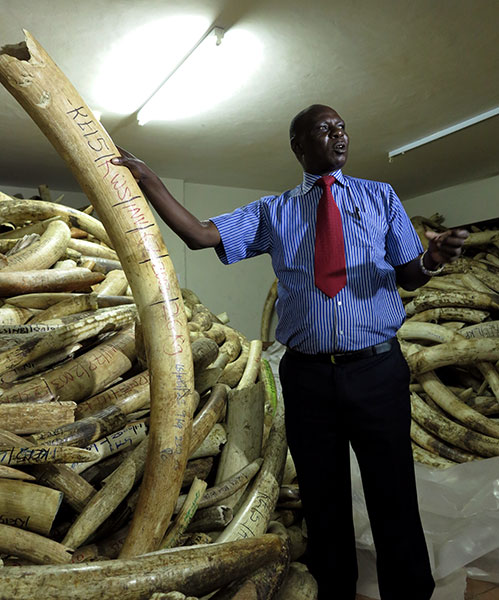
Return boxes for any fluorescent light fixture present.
[137,27,262,124]
[388,106,499,160]
[93,16,210,114]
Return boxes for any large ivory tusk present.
[189,423,227,459]
[0,30,194,556]
[30,405,130,448]
[160,477,207,549]
[0,267,104,294]
[261,278,278,342]
[0,401,76,435]
[0,303,35,325]
[174,459,262,514]
[62,456,137,551]
[0,220,71,272]
[0,524,73,565]
[460,320,499,339]
[410,420,479,463]
[410,392,499,457]
[0,464,36,481]
[188,384,228,456]
[214,383,265,509]
[213,326,242,367]
[463,230,499,246]
[66,421,148,474]
[398,321,461,344]
[237,340,263,390]
[216,393,286,543]
[406,307,490,324]
[0,479,63,535]
[219,341,250,388]
[0,195,111,245]
[411,290,499,313]
[210,521,290,600]
[477,361,499,401]
[0,325,136,404]
[0,216,61,240]
[406,338,499,375]
[93,270,129,296]
[75,370,150,419]
[0,445,98,466]
[0,534,285,599]
[82,255,123,274]
[0,428,96,513]
[67,238,118,260]
[411,443,456,469]
[5,292,91,309]
[30,293,99,323]
[417,370,499,438]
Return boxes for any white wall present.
[402,174,499,227]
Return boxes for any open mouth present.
[333,142,347,153]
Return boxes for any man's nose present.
[329,127,344,138]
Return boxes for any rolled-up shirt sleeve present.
[210,198,273,265]
[385,186,423,266]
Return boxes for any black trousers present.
[279,340,435,600]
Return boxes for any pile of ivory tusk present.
[0,30,315,600]
[398,213,499,468]
[0,192,315,599]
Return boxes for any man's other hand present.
[425,229,469,265]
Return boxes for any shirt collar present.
[299,169,348,196]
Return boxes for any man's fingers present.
[424,228,469,266]
[442,236,467,248]
[424,230,439,241]
[114,145,134,158]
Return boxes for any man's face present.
[291,106,349,175]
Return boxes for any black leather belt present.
[286,337,396,365]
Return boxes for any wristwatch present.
[419,250,444,276]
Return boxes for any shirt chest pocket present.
[342,210,388,265]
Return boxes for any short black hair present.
[289,104,331,141]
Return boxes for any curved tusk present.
[0,30,195,556]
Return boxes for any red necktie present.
[314,175,347,297]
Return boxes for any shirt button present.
[338,301,342,306]
[339,330,344,335]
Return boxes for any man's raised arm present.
[111,148,221,250]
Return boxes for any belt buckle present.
[330,354,336,364]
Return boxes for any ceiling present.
[0,0,498,201]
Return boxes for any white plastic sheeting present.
[263,341,499,600]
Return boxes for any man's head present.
[290,104,349,175]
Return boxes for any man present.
[112,104,468,600]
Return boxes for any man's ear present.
[290,137,302,158]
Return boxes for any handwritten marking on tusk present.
[125,223,155,234]
[139,254,169,264]
[112,195,141,207]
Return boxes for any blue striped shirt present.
[211,170,423,353]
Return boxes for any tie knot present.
[317,175,336,189]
